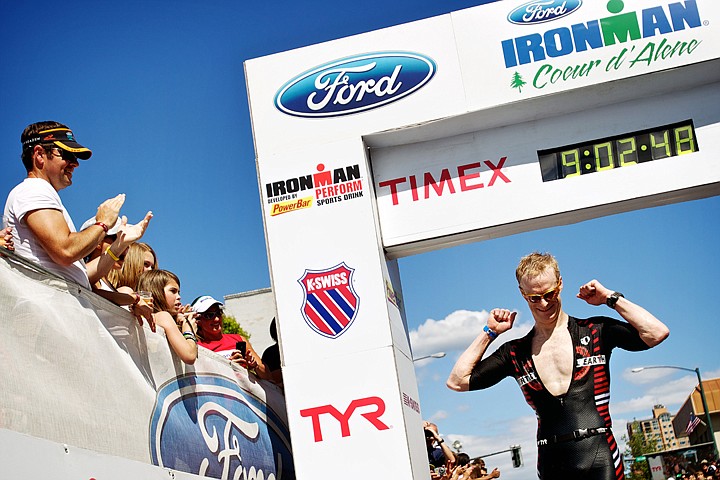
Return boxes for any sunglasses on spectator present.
[46,147,77,162]
[521,283,561,303]
[199,310,223,320]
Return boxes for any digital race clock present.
[538,121,699,182]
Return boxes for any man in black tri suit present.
[447,252,669,480]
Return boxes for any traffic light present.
[511,445,522,468]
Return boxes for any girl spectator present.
[79,218,154,329]
[138,269,197,365]
[114,242,157,292]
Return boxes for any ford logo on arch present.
[274,52,436,118]
[508,0,582,25]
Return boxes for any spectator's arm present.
[86,249,120,286]
[479,468,500,479]
[87,212,152,284]
[449,465,466,480]
[440,441,455,468]
[1,226,14,251]
[155,312,197,365]
[24,194,123,266]
[92,289,156,332]
[25,208,106,265]
[424,421,455,466]
[245,341,274,381]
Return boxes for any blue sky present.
[2,0,718,477]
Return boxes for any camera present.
[435,466,446,476]
[235,341,246,356]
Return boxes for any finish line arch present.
[244,1,720,477]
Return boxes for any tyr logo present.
[299,396,390,442]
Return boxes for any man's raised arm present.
[577,279,669,347]
[447,309,516,391]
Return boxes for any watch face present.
[607,292,622,308]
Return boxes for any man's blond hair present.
[515,252,560,284]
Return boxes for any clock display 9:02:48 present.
[538,121,698,182]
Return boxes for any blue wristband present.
[483,325,498,340]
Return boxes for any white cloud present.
[444,415,538,480]
[429,410,449,422]
[615,367,720,415]
[409,309,534,359]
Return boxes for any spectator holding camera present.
[425,421,455,474]
[191,295,273,381]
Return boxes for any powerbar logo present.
[502,0,703,67]
[266,163,364,216]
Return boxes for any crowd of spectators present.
[666,457,720,480]
[2,120,280,381]
[425,420,501,480]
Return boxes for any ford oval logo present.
[274,52,436,118]
[508,0,582,25]
[150,375,295,480]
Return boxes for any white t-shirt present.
[3,178,90,288]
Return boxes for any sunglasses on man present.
[521,283,561,303]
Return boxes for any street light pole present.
[631,365,718,458]
[413,352,447,362]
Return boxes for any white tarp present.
[0,252,294,480]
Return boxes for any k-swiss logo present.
[300,396,390,442]
[299,263,359,338]
[507,0,582,25]
[274,52,436,117]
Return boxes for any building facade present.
[628,404,691,453]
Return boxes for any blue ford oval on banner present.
[149,374,295,480]
[298,262,359,338]
[274,52,436,118]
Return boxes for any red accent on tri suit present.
[468,316,650,480]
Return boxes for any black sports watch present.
[606,291,624,309]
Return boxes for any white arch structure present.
[244,1,720,477]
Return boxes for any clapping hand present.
[116,211,153,245]
[95,194,125,228]
[1,226,14,251]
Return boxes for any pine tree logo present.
[510,72,526,93]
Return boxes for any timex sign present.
[299,396,390,442]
